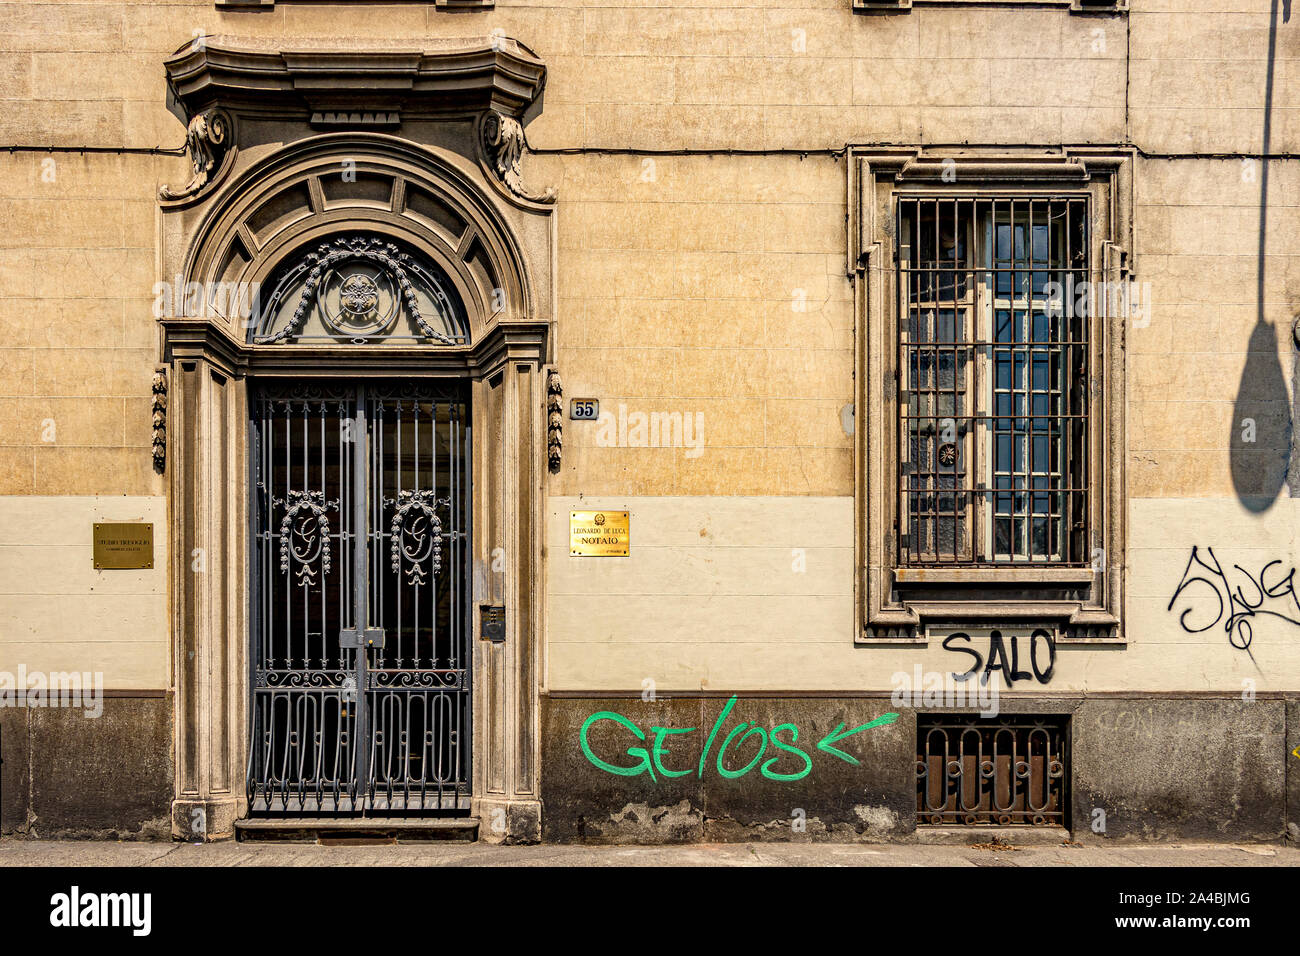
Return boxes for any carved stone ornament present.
[159,108,234,202]
[151,369,168,474]
[481,109,556,205]
[267,236,455,344]
[546,368,563,473]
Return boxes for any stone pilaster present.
[167,352,246,841]
[472,357,546,843]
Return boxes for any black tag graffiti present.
[1167,546,1300,657]
[943,629,1056,686]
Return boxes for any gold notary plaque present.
[93,522,154,570]
[569,511,629,557]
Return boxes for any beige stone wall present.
[548,496,1300,692]
[0,496,168,688]
[0,1,1296,692]
[543,152,853,498]
[0,150,163,498]
[1131,156,1299,497]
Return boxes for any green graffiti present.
[580,711,655,779]
[697,694,736,777]
[762,723,812,781]
[816,713,900,766]
[650,725,695,778]
[579,696,900,783]
[717,723,767,779]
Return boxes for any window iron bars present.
[895,196,1091,565]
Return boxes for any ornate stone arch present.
[157,40,556,844]
[179,133,535,346]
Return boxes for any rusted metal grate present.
[916,715,1069,827]
[896,196,1090,565]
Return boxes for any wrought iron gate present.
[247,381,472,815]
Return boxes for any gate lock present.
[339,627,386,649]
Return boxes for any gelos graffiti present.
[579,696,899,782]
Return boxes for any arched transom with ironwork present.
[181,133,532,348]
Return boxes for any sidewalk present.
[1,840,1296,867]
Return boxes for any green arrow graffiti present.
[815,712,901,766]
[579,697,901,782]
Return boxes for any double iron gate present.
[247,381,472,815]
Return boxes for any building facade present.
[0,0,1297,844]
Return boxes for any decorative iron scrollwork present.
[256,669,351,689]
[159,108,234,202]
[388,489,445,585]
[546,368,563,473]
[266,236,455,344]
[276,490,337,587]
[371,670,463,689]
[481,109,557,204]
[151,369,167,474]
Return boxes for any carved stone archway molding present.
[157,37,556,844]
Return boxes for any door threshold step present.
[235,817,479,844]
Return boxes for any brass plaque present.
[569,510,629,557]
[93,522,154,570]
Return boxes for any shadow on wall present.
[1232,321,1291,511]
[1231,0,1293,513]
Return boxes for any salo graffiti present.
[579,696,900,782]
[943,629,1056,686]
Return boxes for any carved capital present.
[481,109,556,205]
[159,108,234,202]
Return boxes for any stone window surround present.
[847,146,1134,647]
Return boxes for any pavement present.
[1,839,1297,866]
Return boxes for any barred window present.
[897,197,1089,565]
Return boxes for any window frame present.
[848,148,1133,645]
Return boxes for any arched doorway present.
[159,118,555,841]
[245,233,475,814]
